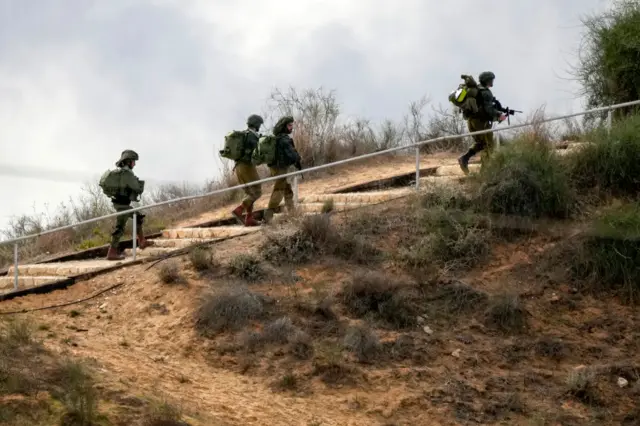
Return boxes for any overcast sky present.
[0,0,613,232]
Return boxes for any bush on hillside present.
[195,287,269,336]
[340,271,421,329]
[157,260,184,284]
[476,138,576,218]
[228,254,266,282]
[570,202,640,303]
[188,246,217,272]
[343,325,381,363]
[568,114,640,196]
[399,208,491,272]
[483,293,529,334]
[261,214,380,265]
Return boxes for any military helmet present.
[115,149,139,166]
[246,114,264,128]
[479,71,496,85]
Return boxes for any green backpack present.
[251,135,277,166]
[219,130,248,161]
[448,74,480,116]
[99,168,125,198]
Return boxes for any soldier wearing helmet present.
[104,149,154,260]
[458,71,507,174]
[262,115,302,223]
[231,114,264,227]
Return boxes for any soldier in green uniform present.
[231,114,264,227]
[458,71,507,174]
[101,150,154,261]
[263,116,302,223]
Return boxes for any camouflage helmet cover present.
[116,149,139,167]
[478,71,496,85]
[247,114,264,128]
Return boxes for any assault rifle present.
[493,99,522,125]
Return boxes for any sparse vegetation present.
[565,367,600,405]
[484,293,528,334]
[55,360,99,425]
[142,400,188,426]
[427,281,489,317]
[0,318,104,425]
[188,246,217,272]
[570,202,640,303]
[340,271,420,329]
[273,373,301,392]
[228,253,266,282]
[262,214,380,265]
[157,260,184,284]
[343,325,381,363]
[195,287,269,336]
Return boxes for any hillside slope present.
[1,137,640,426]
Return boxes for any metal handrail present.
[2,99,640,289]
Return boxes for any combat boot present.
[244,205,260,227]
[458,148,477,175]
[263,208,275,224]
[106,246,125,261]
[458,155,470,175]
[137,233,155,249]
[231,204,245,225]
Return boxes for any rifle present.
[493,99,522,125]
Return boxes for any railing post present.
[13,243,18,290]
[293,176,299,206]
[606,109,613,133]
[415,147,420,190]
[132,212,137,261]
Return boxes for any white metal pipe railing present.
[4,99,640,278]
[132,213,137,261]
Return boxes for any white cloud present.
[0,0,616,232]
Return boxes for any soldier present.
[457,71,507,174]
[231,114,264,227]
[100,150,154,261]
[263,116,302,223]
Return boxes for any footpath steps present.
[0,143,584,297]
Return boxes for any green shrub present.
[228,254,266,282]
[262,214,380,265]
[477,139,576,218]
[399,208,491,271]
[571,202,640,303]
[568,114,640,196]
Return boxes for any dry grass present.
[156,260,184,285]
[0,318,102,425]
[228,254,266,283]
[195,287,270,336]
[188,246,217,272]
[262,214,381,266]
[483,293,529,334]
[343,325,381,363]
[339,271,421,329]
